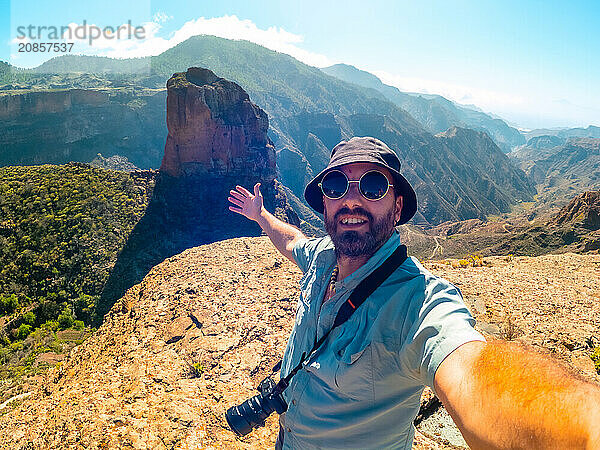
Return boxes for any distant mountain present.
[524,135,565,150]
[0,61,34,87]
[524,125,600,141]
[0,61,10,76]
[510,138,600,208]
[321,64,525,152]
[33,55,150,74]
[1,35,535,225]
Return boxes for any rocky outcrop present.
[90,153,139,171]
[160,67,276,178]
[553,191,600,230]
[98,68,299,317]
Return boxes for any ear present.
[394,194,404,223]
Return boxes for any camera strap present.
[272,243,408,394]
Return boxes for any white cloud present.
[372,70,526,112]
[152,11,172,24]
[11,36,30,44]
[368,70,600,128]
[53,15,334,67]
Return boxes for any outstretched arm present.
[434,340,600,449]
[228,183,306,265]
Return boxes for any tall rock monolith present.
[99,67,298,318]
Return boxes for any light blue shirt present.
[279,231,485,449]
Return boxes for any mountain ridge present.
[1,36,536,225]
[321,63,525,152]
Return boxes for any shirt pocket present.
[333,343,374,403]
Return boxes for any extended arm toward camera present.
[434,339,600,449]
[228,183,306,265]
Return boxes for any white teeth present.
[341,218,366,224]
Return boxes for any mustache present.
[333,207,374,223]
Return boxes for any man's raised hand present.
[228,183,264,222]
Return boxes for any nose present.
[340,180,363,207]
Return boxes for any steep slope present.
[434,127,535,209]
[0,237,598,449]
[321,63,525,152]
[510,138,600,208]
[552,191,600,230]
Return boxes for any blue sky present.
[1,0,599,129]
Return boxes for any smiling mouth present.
[340,217,368,225]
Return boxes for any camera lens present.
[225,394,270,436]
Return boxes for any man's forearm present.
[437,340,600,449]
[255,207,306,264]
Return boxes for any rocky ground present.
[0,237,598,449]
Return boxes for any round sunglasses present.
[318,169,394,201]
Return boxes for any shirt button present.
[287,427,291,433]
[292,399,297,405]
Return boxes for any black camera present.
[225,376,288,436]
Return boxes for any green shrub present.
[73,320,84,331]
[23,311,36,325]
[9,341,23,352]
[0,294,19,315]
[192,362,205,378]
[73,294,97,324]
[16,324,32,340]
[591,347,600,375]
[42,320,59,332]
[57,309,74,330]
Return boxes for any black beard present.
[325,206,395,259]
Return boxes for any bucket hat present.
[304,136,417,225]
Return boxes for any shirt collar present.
[325,230,402,293]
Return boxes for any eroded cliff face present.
[0,88,166,168]
[98,68,299,316]
[160,67,276,178]
[0,89,108,119]
[553,191,600,230]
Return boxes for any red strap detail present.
[347,299,356,309]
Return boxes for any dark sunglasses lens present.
[360,171,389,200]
[321,171,347,199]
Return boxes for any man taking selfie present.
[228,136,600,449]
